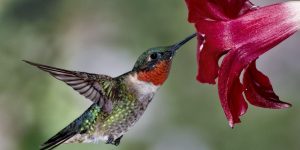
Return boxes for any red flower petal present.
[195,21,229,84]
[243,61,291,109]
[186,0,300,126]
[218,47,249,127]
[218,2,300,126]
[185,0,256,22]
[214,0,255,18]
[195,2,300,85]
[185,0,229,21]
[189,0,257,84]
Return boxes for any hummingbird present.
[24,33,199,150]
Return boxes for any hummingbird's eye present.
[149,53,162,61]
[150,53,158,60]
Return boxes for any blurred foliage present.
[0,0,299,150]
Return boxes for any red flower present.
[185,0,300,127]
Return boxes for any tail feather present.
[40,131,76,150]
[40,103,101,150]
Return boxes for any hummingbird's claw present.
[106,135,114,145]
[106,135,123,146]
[113,135,123,146]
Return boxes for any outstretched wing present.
[24,60,113,104]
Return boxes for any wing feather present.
[24,60,113,104]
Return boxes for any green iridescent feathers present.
[133,46,172,70]
[40,104,101,150]
[80,104,101,133]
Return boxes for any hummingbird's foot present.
[106,135,114,145]
[113,135,123,146]
[105,135,123,146]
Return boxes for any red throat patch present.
[137,60,171,86]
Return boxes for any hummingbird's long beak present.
[169,33,197,53]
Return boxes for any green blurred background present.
[0,0,299,150]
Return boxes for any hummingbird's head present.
[132,33,197,86]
